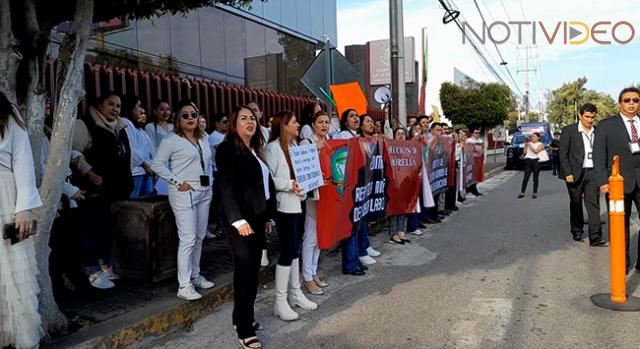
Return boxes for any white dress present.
[0,118,44,349]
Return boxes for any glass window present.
[223,12,247,80]
[199,8,227,80]
[169,12,203,76]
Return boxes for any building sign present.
[368,37,415,85]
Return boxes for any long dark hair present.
[269,110,297,179]
[122,94,143,129]
[301,102,320,127]
[225,105,265,159]
[340,108,357,132]
[0,92,25,138]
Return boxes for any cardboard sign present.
[330,82,368,117]
[289,144,323,193]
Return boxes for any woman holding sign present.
[265,111,318,321]
[299,111,330,295]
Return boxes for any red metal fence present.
[44,58,316,127]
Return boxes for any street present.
[139,170,640,349]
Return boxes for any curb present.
[44,266,276,349]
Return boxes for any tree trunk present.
[34,0,95,337]
[0,0,20,103]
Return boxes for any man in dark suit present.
[559,103,605,246]
[593,87,640,273]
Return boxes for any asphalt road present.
[140,170,640,349]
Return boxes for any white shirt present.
[620,113,640,141]
[577,122,594,168]
[300,124,314,141]
[466,136,483,145]
[145,122,174,149]
[231,149,271,230]
[207,130,225,172]
[332,130,357,140]
[123,118,155,176]
[328,117,341,138]
[524,141,543,159]
[0,117,43,214]
[261,126,270,144]
[151,133,213,191]
[264,140,304,213]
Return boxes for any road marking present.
[450,298,513,348]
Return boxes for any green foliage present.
[439,81,513,130]
[546,77,616,128]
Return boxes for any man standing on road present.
[594,87,640,273]
[465,128,483,196]
[550,132,561,177]
[559,103,605,246]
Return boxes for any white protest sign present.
[289,144,323,193]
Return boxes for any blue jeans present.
[131,175,155,198]
[358,224,370,257]
[407,213,419,233]
[342,224,368,273]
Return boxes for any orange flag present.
[330,82,368,117]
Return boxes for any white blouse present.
[151,133,213,191]
[123,118,155,176]
[0,117,42,214]
[145,122,174,149]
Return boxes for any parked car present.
[505,123,553,170]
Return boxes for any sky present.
[336,0,640,115]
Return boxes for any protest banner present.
[471,142,485,183]
[316,140,360,249]
[289,143,323,193]
[350,138,386,233]
[428,136,451,196]
[384,139,422,216]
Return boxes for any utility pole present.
[517,45,536,122]
[389,0,407,127]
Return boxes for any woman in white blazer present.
[265,110,317,321]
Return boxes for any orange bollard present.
[592,155,640,311]
[608,156,626,303]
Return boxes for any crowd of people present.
[0,88,487,349]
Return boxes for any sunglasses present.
[623,98,640,104]
[180,112,199,119]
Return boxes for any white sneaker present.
[408,229,424,236]
[191,275,215,289]
[366,246,381,257]
[359,255,377,265]
[177,284,202,301]
[89,272,115,289]
[101,266,120,280]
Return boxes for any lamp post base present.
[591,293,640,311]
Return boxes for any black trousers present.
[226,217,266,339]
[520,158,540,194]
[444,162,458,210]
[566,168,601,241]
[622,186,640,270]
[275,212,304,266]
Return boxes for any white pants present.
[302,200,321,281]
[168,187,213,288]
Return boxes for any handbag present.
[537,149,549,162]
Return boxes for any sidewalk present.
[43,166,505,349]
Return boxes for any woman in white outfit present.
[151,100,215,301]
[146,100,173,195]
[0,92,44,349]
[299,111,330,295]
[122,95,155,198]
[265,110,317,321]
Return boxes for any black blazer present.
[213,140,276,228]
[558,122,591,180]
[593,114,640,193]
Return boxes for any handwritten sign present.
[289,144,323,193]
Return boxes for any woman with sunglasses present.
[72,92,133,289]
[266,110,317,321]
[152,100,215,301]
[215,105,275,349]
[299,111,331,295]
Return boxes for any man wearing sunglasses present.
[594,87,640,273]
[559,103,605,247]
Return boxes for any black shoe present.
[589,240,607,247]
[449,206,459,211]
[400,238,411,243]
[473,192,483,197]
[389,237,405,245]
[425,218,440,224]
[517,193,525,199]
[442,210,452,215]
[343,269,366,276]
[358,264,368,271]
[572,236,583,242]
[532,194,538,199]
[418,222,428,229]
